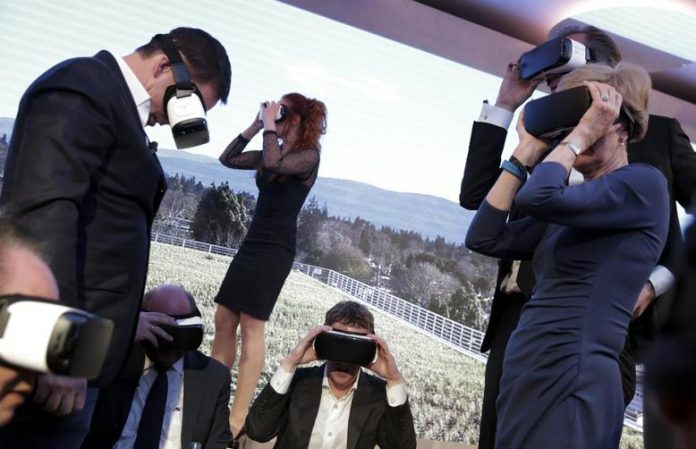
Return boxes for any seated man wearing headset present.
[82,285,231,449]
[245,300,417,449]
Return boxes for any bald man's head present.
[142,284,196,316]
[0,220,58,426]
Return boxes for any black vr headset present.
[0,295,114,379]
[257,102,289,124]
[524,85,636,140]
[519,37,591,80]
[156,34,210,149]
[314,329,377,367]
[150,309,204,352]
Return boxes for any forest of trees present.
[154,174,497,330]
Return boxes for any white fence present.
[151,232,643,431]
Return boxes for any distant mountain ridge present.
[157,148,474,244]
[0,117,475,243]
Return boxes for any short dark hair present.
[324,301,375,333]
[0,218,46,290]
[549,24,622,67]
[137,27,232,104]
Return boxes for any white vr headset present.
[0,295,114,379]
[157,34,210,149]
[519,37,590,80]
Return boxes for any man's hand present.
[281,325,331,372]
[33,374,86,416]
[368,334,404,387]
[633,281,656,319]
[135,311,176,346]
[495,62,543,112]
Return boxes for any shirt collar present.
[111,50,151,128]
[143,355,184,375]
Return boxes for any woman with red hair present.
[212,92,327,443]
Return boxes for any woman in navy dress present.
[211,93,327,440]
[466,63,669,449]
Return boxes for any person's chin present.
[329,363,359,381]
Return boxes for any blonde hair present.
[558,62,651,142]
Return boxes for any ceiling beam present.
[278,0,696,140]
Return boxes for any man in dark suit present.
[245,301,417,449]
[459,24,696,449]
[81,284,231,449]
[0,27,231,448]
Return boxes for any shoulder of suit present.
[294,365,325,381]
[360,370,388,392]
[31,50,119,95]
[646,113,681,129]
[186,350,230,377]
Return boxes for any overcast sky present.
[1,0,693,210]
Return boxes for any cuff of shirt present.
[270,365,295,395]
[649,265,675,297]
[477,102,514,130]
[386,382,407,407]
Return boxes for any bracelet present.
[262,130,278,136]
[509,155,530,174]
[501,159,527,181]
[559,141,581,157]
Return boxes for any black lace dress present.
[215,132,318,320]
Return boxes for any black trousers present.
[478,294,526,449]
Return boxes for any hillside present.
[158,148,475,244]
[147,242,644,448]
[0,117,475,243]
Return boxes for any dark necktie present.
[134,366,169,449]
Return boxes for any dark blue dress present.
[466,162,669,449]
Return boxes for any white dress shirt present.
[475,100,675,294]
[270,365,407,449]
[112,50,151,128]
[114,356,185,449]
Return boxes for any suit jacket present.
[0,50,167,385]
[460,116,696,352]
[246,365,417,449]
[81,346,231,449]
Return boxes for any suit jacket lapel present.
[181,351,205,447]
[346,371,379,449]
[93,50,168,216]
[93,50,145,135]
[292,367,324,448]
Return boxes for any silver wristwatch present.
[560,141,582,157]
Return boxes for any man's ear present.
[153,54,171,79]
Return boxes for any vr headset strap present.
[155,34,192,91]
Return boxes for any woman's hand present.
[261,101,281,130]
[248,111,263,133]
[571,81,623,149]
[239,109,263,141]
[513,109,548,167]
